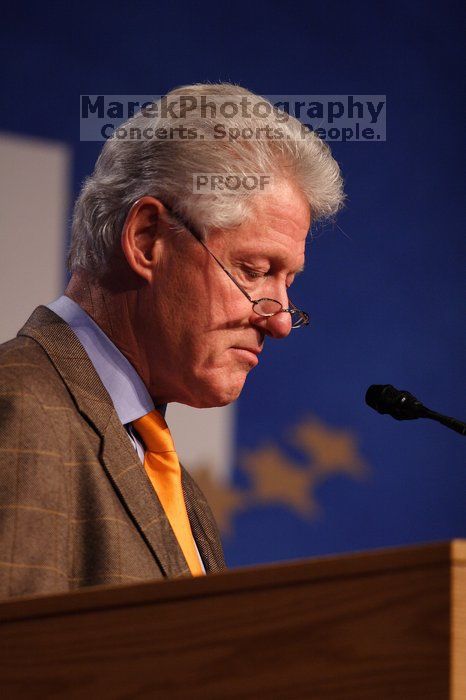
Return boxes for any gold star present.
[291,416,368,480]
[241,445,320,518]
[192,417,370,533]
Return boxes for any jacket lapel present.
[18,306,190,579]
[182,466,226,573]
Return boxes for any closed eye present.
[241,266,269,280]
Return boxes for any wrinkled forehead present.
[209,200,310,274]
[241,182,309,249]
[246,179,311,237]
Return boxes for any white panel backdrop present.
[0,133,70,342]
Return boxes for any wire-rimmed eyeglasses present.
[163,204,310,329]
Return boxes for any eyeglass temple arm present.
[164,203,305,318]
[200,243,306,321]
[194,237,255,303]
[190,228,304,316]
[162,203,253,300]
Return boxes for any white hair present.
[69,83,345,274]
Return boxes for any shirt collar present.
[47,295,158,425]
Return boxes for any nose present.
[265,309,293,339]
[249,282,293,339]
[251,306,293,339]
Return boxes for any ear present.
[121,196,168,283]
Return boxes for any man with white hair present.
[0,84,344,598]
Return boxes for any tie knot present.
[132,410,175,453]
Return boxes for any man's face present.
[141,179,311,407]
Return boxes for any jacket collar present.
[47,295,156,425]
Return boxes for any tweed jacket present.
[0,306,226,600]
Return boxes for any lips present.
[231,346,261,366]
[237,346,261,356]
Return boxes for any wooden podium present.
[0,540,465,699]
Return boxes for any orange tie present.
[132,410,204,576]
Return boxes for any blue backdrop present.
[1,0,464,568]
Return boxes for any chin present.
[186,371,248,408]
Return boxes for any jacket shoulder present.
[1,334,57,378]
[0,335,75,407]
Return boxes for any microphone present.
[365,384,466,436]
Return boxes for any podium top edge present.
[1,539,465,623]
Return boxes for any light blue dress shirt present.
[48,295,154,461]
[47,295,205,571]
